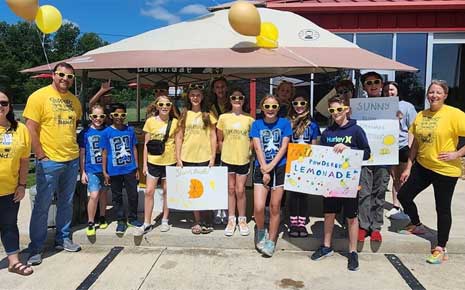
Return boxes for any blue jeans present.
[0,194,20,255]
[29,158,78,252]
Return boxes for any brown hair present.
[224,87,249,113]
[146,95,179,120]
[275,80,295,101]
[288,95,311,138]
[89,103,104,113]
[427,80,449,95]
[176,89,211,134]
[328,95,349,107]
[259,94,280,109]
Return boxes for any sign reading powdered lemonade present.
[284,144,363,198]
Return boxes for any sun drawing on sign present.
[188,179,204,199]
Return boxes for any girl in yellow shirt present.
[0,92,33,275]
[138,95,179,235]
[217,88,254,237]
[175,84,217,234]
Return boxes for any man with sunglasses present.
[357,71,390,244]
[23,62,83,266]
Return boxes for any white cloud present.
[63,19,79,28]
[179,4,207,15]
[145,0,167,6]
[140,7,181,25]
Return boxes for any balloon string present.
[34,24,52,72]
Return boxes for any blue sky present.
[0,0,231,42]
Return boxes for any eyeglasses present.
[328,106,349,114]
[110,112,127,118]
[89,114,106,119]
[188,83,205,90]
[292,101,307,107]
[55,71,75,80]
[154,89,168,93]
[263,104,279,110]
[157,102,172,107]
[364,79,381,86]
[230,95,244,101]
[0,101,9,107]
[336,89,351,95]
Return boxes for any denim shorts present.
[87,172,109,193]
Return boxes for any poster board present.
[350,97,399,120]
[166,166,227,210]
[357,119,399,166]
[284,144,363,198]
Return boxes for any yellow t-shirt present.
[410,105,465,177]
[217,113,254,165]
[143,117,178,166]
[23,85,82,162]
[181,111,217,163]
[0,123,31,196]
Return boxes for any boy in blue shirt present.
[310,95,370,271]
[100,103,142,235]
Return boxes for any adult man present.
[24,62,82,266]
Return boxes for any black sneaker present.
[347,251,359,271]
[310,246,334,261]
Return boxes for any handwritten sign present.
[166,166,227,210]
[284,144,363,198]
[350,97,399,120]
[357,119,399,165]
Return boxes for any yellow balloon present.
[228,1,261,36]
[6,0,39,22]
[35,5,63,34]
[256,22,279,48]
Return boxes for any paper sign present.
[166,166,227,210]
[357,119,399,165]
[350,97,399,120]
[284,144,363,198]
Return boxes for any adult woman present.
[398,80,465,264]
[176,84,217,235]
[0,91,33,275]
[382,81,416,219]
[139,95,179,235]
[287,94,321,237]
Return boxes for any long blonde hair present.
[146,95,179,120]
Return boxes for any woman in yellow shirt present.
[0,92,33,275]
[175,84,217,234]
[398,80,465,264]
[217,88,254,237]
[138,95,179,235]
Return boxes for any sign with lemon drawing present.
[166,166,228,210]
[357,119,399,165]
[284,144,363,198]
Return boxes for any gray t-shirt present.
[398,100,417,148]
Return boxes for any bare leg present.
[323,214,336,247]
[347,217,359,253]
[236,174,248,217]
[227,173,237,217]
[253,184,268,230]
[144,176,159,224]
[161,179,169,220]
[268,186,284,242]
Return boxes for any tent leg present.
[136,72,141,122]
[310,73,314,117]
[250,78,256,118]
[80,70,88,125]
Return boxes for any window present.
[356,33,393,59]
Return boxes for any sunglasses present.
[292,101,307,107]
[89,114,106,119]
[328,106,349,114]
[154,89,168,93]
[55,71,75,80]
[0,101,9,107]
[157,102,172,107]
[263,104,279,110]
[188,83,205,90]
[110,112,127,118]
[336,89,351,95]
[364,79,382,86]
[230,95,245,101]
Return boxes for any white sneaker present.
[238,216,250,236]
[160,220,170,232]
[133,225,145,236]
[213,210,223,225]
[385,207,401,218]
[224,217,236,236]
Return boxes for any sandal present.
[200,222,211,234]
[191,223,202,235]
[8,262,33,276]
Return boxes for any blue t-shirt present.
[78,126,106,174]
[250,117,292,167]
[291,119,321,144]
[100,125,138,176]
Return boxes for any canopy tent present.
[22,8,416,85]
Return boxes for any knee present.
[88,192,99,201]
[145,189,155,198]
[270,203,280,216]
[235,186,245,198]
[228,186,235,195]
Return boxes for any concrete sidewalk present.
[16,180,465,254]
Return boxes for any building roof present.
[266,0,465,12]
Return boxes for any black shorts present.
[183,161,209,167]
[221,161,250,175]
[253,165,285,188]
[147,163,175,179]
[323,197,358,219]
[399,146,410,163]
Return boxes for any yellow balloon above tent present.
[256,22,279,49]
[228,1,261,36]
[6,0,39,22]
[35,5,63,34]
